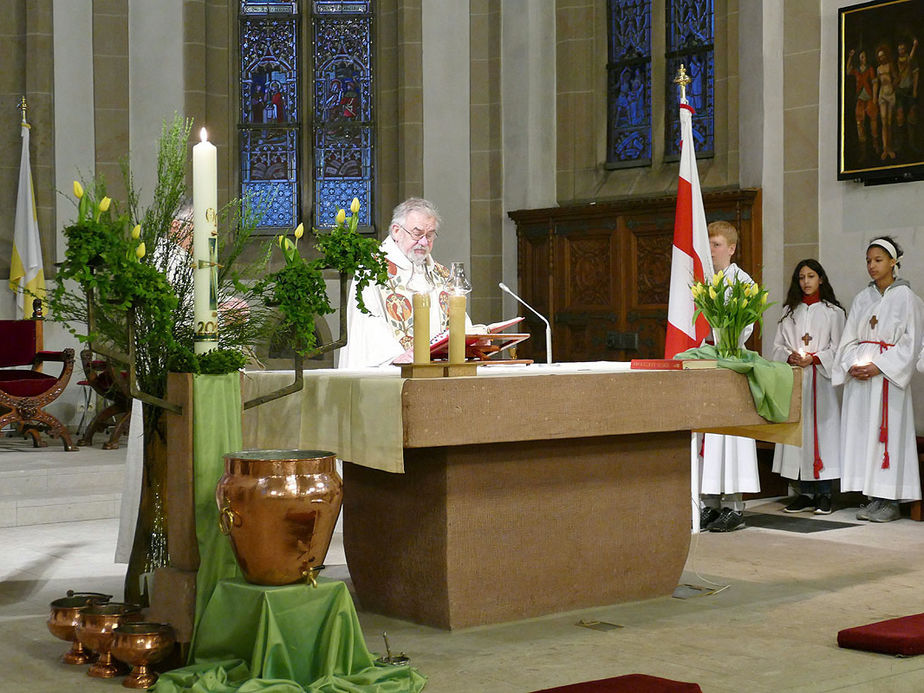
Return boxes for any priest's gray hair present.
[391,197,442,232]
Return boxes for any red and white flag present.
[664,103,713,358]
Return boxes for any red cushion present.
[838,613,924,656]
[0,321,38,367]
[532,674,702,693]
[0,369,58,397]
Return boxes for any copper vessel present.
[46,591,112,664]
[216,449,343,585]
[110,622,176,689]
[77,602,144,678]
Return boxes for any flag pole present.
[671,65,703,534]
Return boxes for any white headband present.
[868,238,901,260]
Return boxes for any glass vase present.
[712,326,742,359]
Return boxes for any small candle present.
[193,127,218,355]
[413,293,431,364]
[448,294,467,363]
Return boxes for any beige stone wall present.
[93,0,129,206]
[782,0,820,270]
[0,0,55,280]
[469,0,502,322]
[556,0,738,202]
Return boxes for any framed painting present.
[838,0,924,183]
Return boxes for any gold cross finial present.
[18,96,27,125]
[673,65,691,104]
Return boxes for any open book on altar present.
[392,317,528,363]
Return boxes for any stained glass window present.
[312,1,374,228]
[664,0,714,159]
[240,1,299,229]
[606,0,652,168]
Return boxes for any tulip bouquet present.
[256,196,388,354]
[691,270,771,358]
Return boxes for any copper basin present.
[110,622,176,689]
[77,602,143,678]
[47,591,111,664]
[216,449,343,585]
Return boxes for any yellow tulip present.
[761,293,768,304]
[708,286,718,300]
[712,271,724,286]
[690,286,699,298]
[99,197,111,212]
[131,224,141,240]
[135,242,146,259]
[277,234,286,247]
[740,298,748,308]
[336,208,346,225]
[350,197,360,214]
[294,223,304,239]
[73,181,84,199]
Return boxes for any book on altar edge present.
[630,358,718,370]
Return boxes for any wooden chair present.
[0,311,77,451]
[76,349,132,450]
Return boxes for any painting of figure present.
[838,0,924,181]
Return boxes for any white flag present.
[9,119,45,318]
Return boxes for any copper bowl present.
[110,622,176,689]
[76,602,144,678]
[46,591,112,664]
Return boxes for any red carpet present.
[838,612,924,656]
[531,673,703,692]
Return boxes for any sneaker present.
[708,508,745,532]
[856,499,882,521]
[783,495,815,513]
[869,500,901,523]
[700,506,721,530]
[813,495,833,515]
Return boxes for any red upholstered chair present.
[532,674,703,692]
[0,317,77,451]
[77,349,132,450]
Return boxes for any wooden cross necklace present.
[801,333,813,347]
[870,315,878,330]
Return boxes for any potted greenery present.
[48,115,387,604]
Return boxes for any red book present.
[630,358,718,370]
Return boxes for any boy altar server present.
[698,221,759,532]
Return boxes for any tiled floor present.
[3,436,924,692]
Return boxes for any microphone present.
[499,282,552,364]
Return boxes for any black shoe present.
[700,506,721,530]
[708,508,745,532]
[813,495,832,515]
[783,495,815,513]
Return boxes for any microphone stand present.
[499,282,552,365]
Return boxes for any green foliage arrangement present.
[255,197,388,355]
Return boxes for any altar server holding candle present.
[771,260,846,515]
[833,237,924,522]
[338,197,471,368]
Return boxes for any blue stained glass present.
[312,1,374,228]
[606,0,652,168]
[240,17,298,123]
[241,1,297,15]
[244,182,298,227]
[665,0,714,158]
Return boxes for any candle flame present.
[200,127,209,142]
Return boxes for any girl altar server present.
[834,237,924,522]
[771,260,846,515]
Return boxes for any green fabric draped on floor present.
[677,346,794,423]
[153,373,426,693]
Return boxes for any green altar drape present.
[153,373,426,693]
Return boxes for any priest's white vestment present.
[698,263,760,495]
[771,300,845,482]
[833,280,924,501]
[338,235,451,369]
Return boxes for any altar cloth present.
[154,578,425,693]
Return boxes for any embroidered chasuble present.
[339,235,452,368]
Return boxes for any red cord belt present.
[858,340,895,469]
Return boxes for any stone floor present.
[3,436,924,692]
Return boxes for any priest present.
[338,197,459,368]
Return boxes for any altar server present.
[834,237,924,522]
[698,221,759,532]
[771,260,846,515]
[338,198,452,368]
